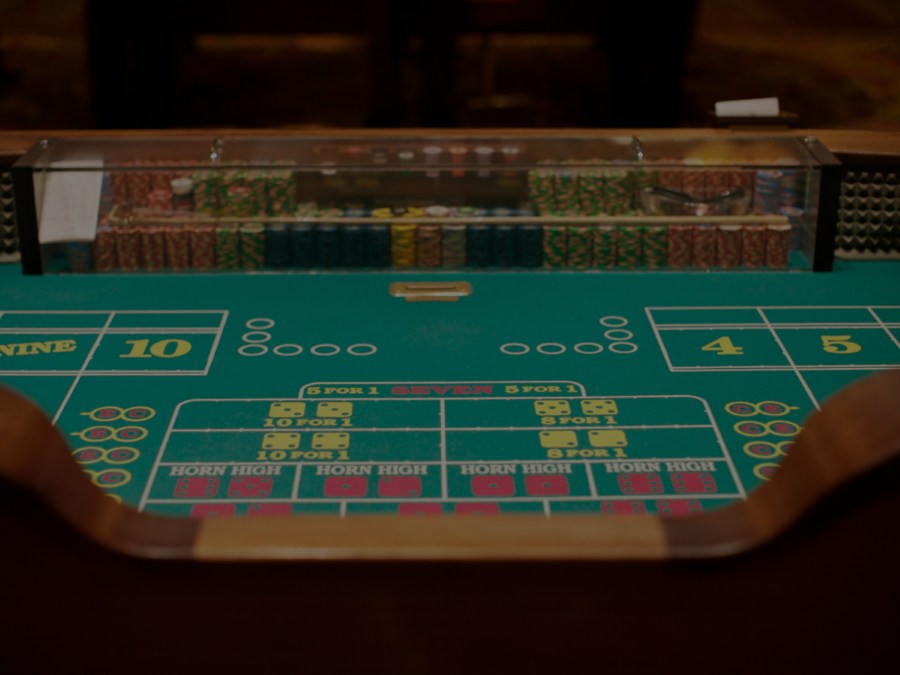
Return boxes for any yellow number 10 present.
[120,339,192,359]
[701,336,744,356]
[821,335,861,354]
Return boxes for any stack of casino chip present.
[642,225,667,268]
[519,224,543,267]
[578,163,606,215]
[765,224,791,268]
[191,170,220,215]
[592,225,616,268]
[528,162,556,215]
[615,225,642,267]
[776,158,802,210]
[691,224,717,267]
[366,224,391,268]
[681,160,707,201]
[93,226,117,271]
[730,168,756,197]
[139,226,166,270]
[753,170,783,214]
[239,223,266,270]
[146,189,173,211]
[341,224,367,267]
[554,170,581,215]
[247,171,268,216]
[289,223,315,268]
[108,171,128,204]
[65,243,93,273]
[266,168,297,217]
[390,223,417,268]
[466,224,493,267]
[566,225,592,269]
[666,224,692,268]
[150,164,175,192]
[227,185,254,218]
[263,223,291,269]
[114,225,141,271]
[716,225,742,268]
[126,163,152,206]
[705,165,730,199]
[165,225,191,270]
[416,224,442,268]
[296,201,319,217]
[631,167,657,210]
[604,168,632,215]
[493,224,518,268]
[316,224,341,268]
[740,224,766,267]
[542,224,567,268]
[441,223,467,267]
[656,159,683,192]
[191,225,217,270]
[780,206,804,250]
[214,224,241,270]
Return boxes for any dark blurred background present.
[0,0,898,130]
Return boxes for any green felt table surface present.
[1,261,898,519]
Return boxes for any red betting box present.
[656,500,703,517]
[601,501,647,516]
[618,473,663,494]
[175,477,219,498]
[247,503,292,517]
[228,476,273,498]
[671,472,717,493]
[324,476,368,497]
[524,475,570,496]
[379,476,422,498]
[398,503,442,517]
[455,503,500,517]
[471,475,515,496]
[190,503,235,519]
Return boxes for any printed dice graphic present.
[471,475,515,497]
[671,472,717,493]
[228,476,272,498]
[312,432,350,450]
[324,476,368,497]
[379,476,422,498]
[269,402,305,418]
[398,503,442,517]
[618,473,663,494]
[656,499,703,518]
[581,399,618,416]
[263,432,300,450]
[525,475,569,496]
[601,500,646,516]
[539,430,578,449]
[175,477,219,498]
[534,400,571,416]
[589,430,628,448]
[190,503,235,519]
[247,503,292,517]
[317,402,353,418]
[455,502,500,517]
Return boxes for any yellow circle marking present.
[753,463,780,481]
[91,469,132,488]
[767,420,803,437]
[725,401,758,417]
[72,446,106,465]
[70,426,116,442]
[123,406,156,422]
[743,441,778,459]
[112,426,148,442]
[733,421,768,437]
[83,406,125,422]
[104,447,140,465]
[756,401,799,416]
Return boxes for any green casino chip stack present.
[215,224,241,270]
[642,225,667,268]
[267,168,297,217]
[247,170,268,216]
[191,170,220,215]
[578,161,606,216]
[239,223,265,270]
[631,166,657,211]
[592,225,616,268]
[566,225,592,268]
[542,224,567,268]
[604,168,632,215]
[616,224,643,267]
[554,169,581,215]
[528,161,556,216]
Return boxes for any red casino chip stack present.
[190,225,217,270]
[730,168,756,198]
[150,161,175,192]
[656,158,683,191]
[681,160,706,201]
[691,224,717,267]
[165,225,191,270]
[93,225,118,271]
[146,189,173,211]
[108,170,128,204]
[667,224,692,267]
[741,224,766,267]
[114,225,141,271]
[765,224,791,268]
[706,166,730,198]
[716,224,742,268]
[126,161,153,207]
[139,226,166,270]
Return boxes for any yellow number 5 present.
[821,335,861,354]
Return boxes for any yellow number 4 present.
[821,335,861,354]
[701,336,744,356]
